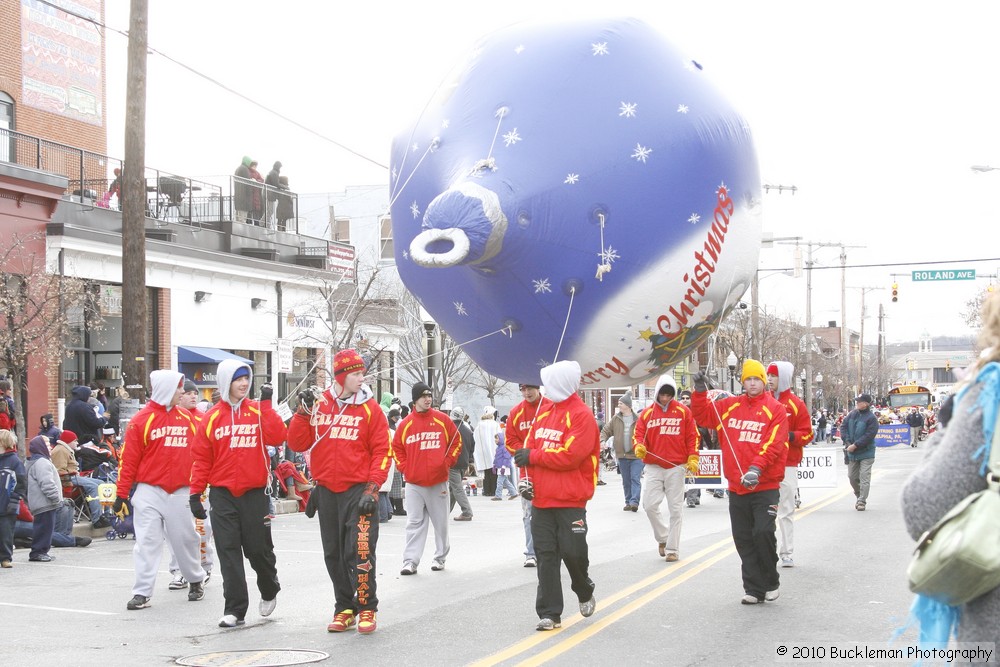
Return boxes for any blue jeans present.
[522,497,534,558]
[619,457,644,506]
[495,474,517,498]
[70,474,104,525]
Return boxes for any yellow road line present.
[473,480,870,666]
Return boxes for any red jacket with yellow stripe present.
[505,396,553,453]
[287,388,391,493]
[690,390,788,495]
[633,399,700,467]
[521,393,600,509]
[392,408,461,486]
[116,402,197,496]
[775,389,813,466]
[190,399,287,497]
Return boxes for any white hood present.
[216,359,252,407]
[336,383,375,407]
[150,369,183,410]
[769,360,794,396]
[540,360,581,403]
[654,373,676,396]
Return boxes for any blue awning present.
[177,346,254,365]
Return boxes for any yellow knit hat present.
[741,359,767,384]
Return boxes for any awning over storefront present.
[177,346,255,365]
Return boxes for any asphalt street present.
[1,445,931,666]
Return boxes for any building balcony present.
[1,127,349,274]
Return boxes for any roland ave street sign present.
[911,269,976,281]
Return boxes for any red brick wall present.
[157,288,171,369]
[0,1,108,156]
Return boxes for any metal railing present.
[0,127,298,231]
[228,175,299,233]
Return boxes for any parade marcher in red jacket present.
[767,361,814,569]
[115,370,207,612]
[691,359,788,606]
[506,382,553,568]
[287,349,391,635]
[166,379,214,592]
[512,360,599,632]
[190,360,287,628]
[393,382,461,576]
[633,373,700,563]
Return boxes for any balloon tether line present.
[551,286,576,364]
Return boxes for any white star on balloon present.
[402,249,409,260]
[533,278,552,294]
[688,213,700,225]
[632,144,652,163]
[410,202,420,219]
[599,246,620,264]
[391,167,398,181]
[619,102,637,118]
[515,44,525,54]
[564,174,579,184]
[503,129,522,147]
[677,104,689,114]
[411,143,419,152]
[592,42,609,56]
[441,119,450,129]
[454,302,467,316]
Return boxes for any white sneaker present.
[765,589,780,602]
[168,574,187,590]
[218,614,245,628]
[523,556,537,568]
[259,597,277,617]
[780,556,794,568]
[400,562,417,575]
[430,560,445,571]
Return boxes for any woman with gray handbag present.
[901,290,1000,648]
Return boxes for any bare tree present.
[464,367,514,406]
[963,288,991,329]
[0,232,103,448]
[396,291,478,399]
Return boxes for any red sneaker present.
[327,610,355,632]
[357,609,377,634]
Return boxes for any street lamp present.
[727,351,738,394]
[815,372,823,411]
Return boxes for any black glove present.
[513,448,531,467]
[692,371,712,393]
[358,481,379,516]
[740,465,762,490]
[112,497,126,516]
[189,494,207,520]
[517,477,534,501]
[259,384,273,402]
[297,389,316,413]
[304,491,318,518]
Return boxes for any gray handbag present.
[906,412,1000,606]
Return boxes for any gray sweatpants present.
[402,481,450,566]
[132,483,205,597]
[448,468,473,517]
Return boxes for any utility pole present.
[849,286,882,398]
[121,0,149,399]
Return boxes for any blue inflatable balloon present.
[390,17,761,389]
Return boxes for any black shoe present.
[28,553,54,562]
[630,505,638,512]
[93,516,112,529]
[127,594,151,610]
[188,581,205,602]
[75,536,93,547]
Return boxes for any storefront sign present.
[101,285,122,316]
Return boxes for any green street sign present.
[911,269,976,282]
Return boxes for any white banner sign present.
[277,338,294,374]
[796,446,840,488]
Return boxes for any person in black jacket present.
[448,407,475,521]
[62,385,107,446]
[842,394,880,511]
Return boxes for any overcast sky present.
[101,1,1000,345]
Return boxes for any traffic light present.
[891,282,899,302]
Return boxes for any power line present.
[34,0,388,171]
[762,256,1000,272]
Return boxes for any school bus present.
[887,384,932,409]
